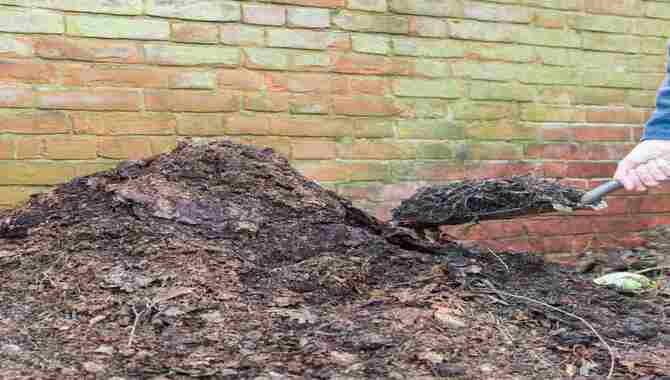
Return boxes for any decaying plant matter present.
[392,175,587,228]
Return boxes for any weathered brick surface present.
[66,15,170,40]
[0,7,64,34]
[146,0,240,21]
[2,0,669,257]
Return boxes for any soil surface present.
[0,141,668,380]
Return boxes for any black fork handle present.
[580,180,624,204]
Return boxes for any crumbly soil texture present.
[0,141,668,380]
[391,176,592,228]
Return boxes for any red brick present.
[145,90,239,112]
[570,216,599,234]
[217,69,264,91]
[231,136,291,158]
[0,35,34,58]
[466,120,537,141]
[444,219,525,240]
[480,238,532,253]
[331,76,349,95]
[334,53,393,75]
[0,61,56,83]
[0,85,33,108]
[466,162,541,179]
[415,162,465,181]
[541,125,573,141]
[291,139,337,159]
[0,162,77,186]
[35,36,142,63]
[527,144,582,160]
[44,135,97,160]
[468,142,524,160]
[565,162,617,178]
[290,94,330,114]
[38,89,141,111]
[327,32,352,50]
[244,93,290,112]
[172,22,219,44]
[585,108,644,124]
[525,217,574,236]
[265,72,289,92]
[592,215,646,233]
[607,232,646,249]
[534,11,566,29]
[530,236,573,254]
[287,73,331,93]
[71,112,176,135]
[223,115,270,135]
[333,96,401,116]
[0,137,13,159]
[584,0,642,16]
[150,136,177,155]
[293,160,351,182]
[542,162,567,177]
[63,64,169,88]
[559,178,589,190]
[0,111,70,134]
[346,161,389,181]
[176,114,223,136]
[289,51,333,72]
[339,139,415,159]
[639,194,670,213]
[265,0,344,7]
[574,127,631,142]
[98,136,153,159]
[270,117,352,137]
[14,136,42,159]
[242,3,286,25]
[648,181,670,194]
[586,143,633,160]
[350,77,387,96]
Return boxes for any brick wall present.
[1,0,669,262]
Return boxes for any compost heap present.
[1,141,669,380]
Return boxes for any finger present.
[646,160,668,182]
[615,166,639,191]
[656,158,670,177]
[614,162,636,191]
[626,170,647,192]
[635,164,658,188]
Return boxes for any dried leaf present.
[152,287,193,304]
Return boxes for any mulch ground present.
[0,140,668,380]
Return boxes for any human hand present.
[614,140,670,191]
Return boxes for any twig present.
[127,304,144,348]
[488,247,510,272]
[635,266,670,275]
[479,283,616,379]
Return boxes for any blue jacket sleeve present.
[642,45,670,141]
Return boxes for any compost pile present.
[392,176,589,228]
[1,141,669,380]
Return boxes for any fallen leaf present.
[152,287,193,304]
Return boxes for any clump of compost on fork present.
[392,175,587,228]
